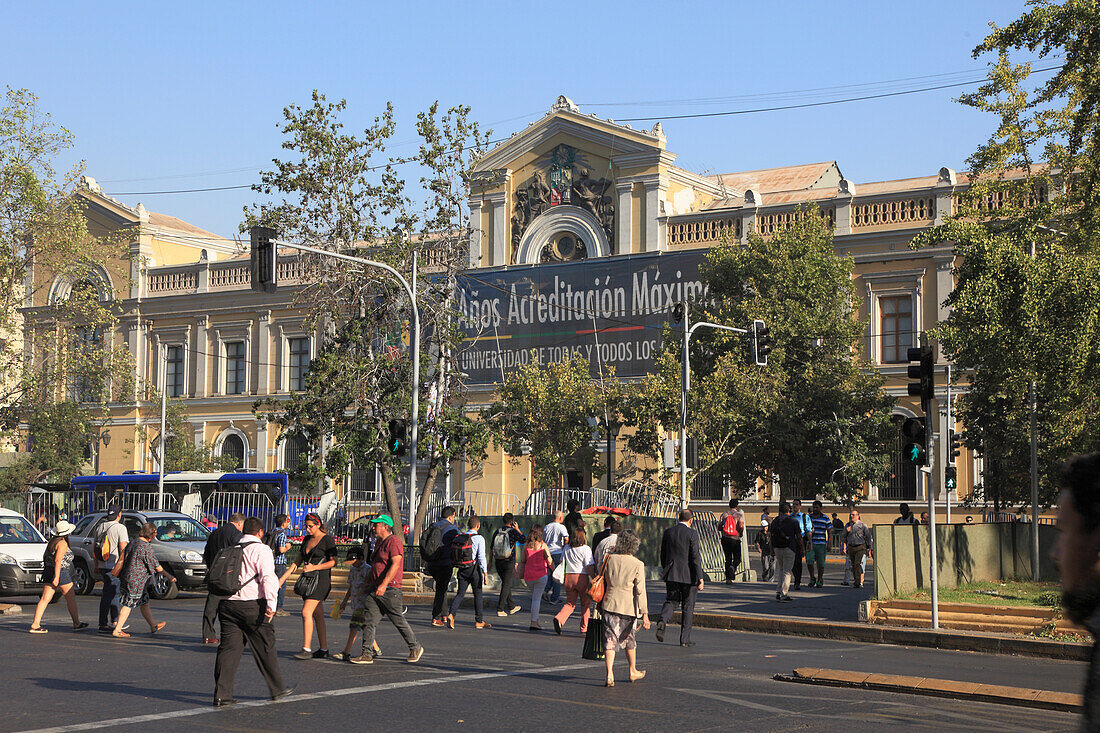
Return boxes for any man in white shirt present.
[543,511,569,603]
[446,516,491,629]
[95,507,128,634]
[594,519,622,569]
[213,517,295,707]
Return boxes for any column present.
[211,328,222,396]
[468,200,483,268]
[935,257,954,362]
[257,310,271,395]
[615,182,633,255]
[149,332,161,402]
[255,422,268,472]
[835,180,854,235]
[194,316,208,398]
[487,192,508,266]
[193,422,205,449]
[643,180,667,252]
[127,321,143,403]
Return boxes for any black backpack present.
[207,543,258,596]
[770,517,796,549]
[264,527,285,558]
[420,523,444,563]
[450,532,475,568]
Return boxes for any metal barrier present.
[201,491,277,528]
[982,510,1055,525]
[693,510,727,578]
[616,481,681,519]
[523,488,593,516]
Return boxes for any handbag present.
[293,571,318,598]
[586,555,610,603]
[582,612,605,661]
[552,558,566,584]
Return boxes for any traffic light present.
[944,466,958,491]
[949,430,964,465]
[901,417,927,466]
[250,225,278,293]
[906,345,934,412]
[751,319,772,366]
[670,301,685,324]
[387,419,407,456]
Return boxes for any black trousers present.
[659,581,698,645]
[450,567,484,622]
[214,600,286,701]
[428,566,453,620]
[203,589,228,639]
[792,547,804,586]
[720,536,742,582]
[495,558,516,611]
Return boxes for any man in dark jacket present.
[591,515,615,551]
[656,509,705,647]
[426,507,460,627]
[564,500,585,535]
[202,512,245,644]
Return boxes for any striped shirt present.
[810,514,830,546]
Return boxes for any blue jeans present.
[99,571,120,628]
[547,553,563,601]
[275,563,287,611]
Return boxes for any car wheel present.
[150,574,179,600]
[71,561,95,596]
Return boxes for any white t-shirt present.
[562,544,594,574]
[97,520,129,569]
[594,534,618,569]
[543,522,569,553]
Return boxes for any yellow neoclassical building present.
[22,96,991,525]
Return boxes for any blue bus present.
[66,471,320,530]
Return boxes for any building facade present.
[23,97,988,524]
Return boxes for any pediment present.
[473,102,668,176]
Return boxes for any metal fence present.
[982,510,1056,525]
[201,491,277,528]
[692,511,729,578]
[615,481,681,519]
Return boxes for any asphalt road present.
[0,592,1084,732]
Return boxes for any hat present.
[371,514,394,528]
[345,545,365,560]
[55,520,75,537]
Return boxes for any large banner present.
[456,250,709,385]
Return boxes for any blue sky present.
[2,1,1049,239]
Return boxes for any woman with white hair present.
[598,529,650,686]
[29,520,87,633]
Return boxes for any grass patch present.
[890,580,1062,607]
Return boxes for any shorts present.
[53,568,73,587]
[349,607,367,630]
[810,544,828,567]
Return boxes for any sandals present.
[72,622,89,632]
[151,622,167,635]
[112,631,131,638]
[29,626,47,634]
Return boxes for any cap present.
[371,514,394,528]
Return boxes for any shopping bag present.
[582,613,605,661]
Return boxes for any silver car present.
[68,511,210,599]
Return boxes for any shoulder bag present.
[586,554,611,603]
[294,571,318,598]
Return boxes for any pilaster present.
[468,199,483,269]
[195,316,208,398]
[615,182,633,256]
[487,191,508,266]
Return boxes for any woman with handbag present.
[29,520,87,633]
[598,529,649,687]
[521,523,555,631]
[282,513,337,660]
[553,527,593,635]
[112,522,172,638]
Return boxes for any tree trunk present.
[378,462,406,544]
[412,459,440,543]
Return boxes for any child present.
[331,545,381,663]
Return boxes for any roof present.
[710,162,841,193]
[147,211,229,242]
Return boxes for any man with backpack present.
[266,514,292,617]
[421,507,459,628]
[492,513,526,617]
[202,513,244,644]
[445,516,491,630]
[94,506,128,634]
[719,499,745,584]
[212,516,294,707]
[769,502,804,602]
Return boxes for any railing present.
[201,491,277,527]
[693,510,730,578]
[851,196,935,230]
[209,264,250,289]
[757,206,835,237]
[667,216,741,246]
[615,480,681,519]
[982,510,1055,525]
[147,269,198,294]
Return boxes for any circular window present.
[541,232,588,263]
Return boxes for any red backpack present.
[722,513,742,538]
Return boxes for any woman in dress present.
[29,520,87,633]
[598,529,650,687]
[553,526,593,635]
[113,522,173,638]
[521,523,555,631]
[282,512,337,659]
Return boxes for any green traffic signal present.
[905,443,926,466]
[387,418,408,456]
[945,466,958,490]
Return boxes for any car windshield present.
[0,516,44,543]
[151,517,209,542]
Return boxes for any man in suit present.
[656,509,705,647]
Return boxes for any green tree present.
[484,357,616,491]
[0,401,97,494]
[629,210,895,505]
[248,93,492,540]
[912,3,1100,507]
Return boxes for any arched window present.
[882,415,918,501]
[220,434,245,470]
[282,433,310,470]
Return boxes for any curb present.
[0,603,22,615]
[776,666,1083,713]
[679,611,1090,660]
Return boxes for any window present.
[288,337,310,391]
[879,295,913,364]
[165,345,185,397]
[283,433,310,470]
[881,415,918,501]
[225,341,246,395]
[220,433,245,470]
[69,325,103,402]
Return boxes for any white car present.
[0,507,47,597]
